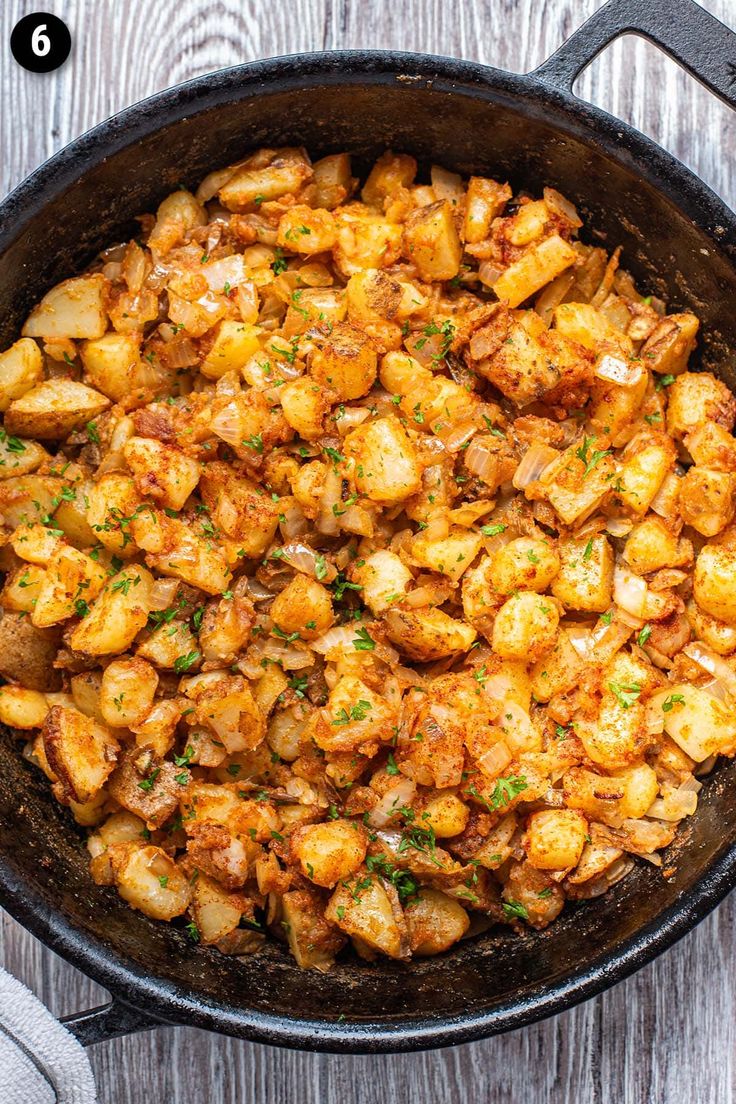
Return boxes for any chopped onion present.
[605,516,634,538]
[613,565,648,619]
[479,262,504,288]
[311,625,359,656]
[478,739,513,779]
[513,443,559,489]
[646,785,698,822]
[245,577,274,602]
[465,440,499,484]
[340,504,374,537]
[448,499,495,526]
[567,623,594,658]
[441,420,478,454]
[316,466,341,536]
[424,513,449,542]
[150,578,180,611]
[366,778,417,828]
[404,582,452,609]
[281,542,337,583]
[430,165,464,202]
[683,642,736,698]
[335,406,370,434]
[594,354,644,388]
[210,401,244,447]
[650,472,681,518]
[543,187,582,227]
[278,501,309,540]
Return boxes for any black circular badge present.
[10,12,71,73]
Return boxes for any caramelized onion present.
[513,443,559,489]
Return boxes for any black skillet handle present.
[533,0,736,110]
[61,998,165,1047]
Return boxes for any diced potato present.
[463,176,512,243]
[270,574,334,640]
[686,599,736,655]
[666,371,736,439]
[281,889,345,970]
[662,683,736,761]
[344,416,421,504]
[333,205,403,277]
[0,473,64,529]
[86,473,141,557]
[0,433,48,479]
[80,332,159,401]
[291,819,367,887]
[31,546,107,628]
[553,302,633,356]
[200,320,263,380]
[277,204,336,254]
[147,190,206,255]
[42,705,119,803]
[309,322,377,401]
[353,550,412,614]
[11,523,60,565]
[312,152,355,210]
[526,809,588,871]
[640,312,699,376]
[1,563,46,612]
[379,349,432,396]
[679,466,736,536]
[613,763,659,818]
[70,670,105,722]
[111,843,191,920]
[551,535,613,613]
[579,651,653,770]
[539,438,616,526]
[136,619,198,670]
[279,377,329,440]
[346,268,403,351]
[52,479,98,547]
[0,684,49,729]
[130,699,182,758]
[694,542,736,625]
[362,152,416,206]
[199,462,279,561]
[616,437,673,515]
[405,889,470,955]
[326,872,408,958]
[384,606,476,661]
[189,873,247,944]
[490,537,560,595]
[623,517,690,574]
[132,509,231,594]
[589,366,648,441]
[218,148,313,211]
[0,338,44,410]
[0,612,61,691]
[492,235,576,308]
[194,685,266,755]
[685,421,736,471]
[492,591,559,661]
[69,566,154,655]
[418,791,470,838]
[100,656,159,728]
[309,675,395,755]
[530,629,585,702]
[123,436,201,511]
[4,379,110,440]
[22,274,108,340]
[402,200,462,282]
[411,528,482,584]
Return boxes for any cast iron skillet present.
[1,0,736,1055]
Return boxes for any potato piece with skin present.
[270,574,334,640]
[666,371,736,439]
[411,528,482,585]
[640,312,699,376]
[492,235,577,308]
[0,338,44,411]
[526,809,588,871]
[277,205,336,254]
[70,670,105,723]
[362,152,417,206]
[281,888,346,971]
[402,200,462,282]
[384,606,476,662]
[0,685,49,729]
[309,322,377,401]
[623,516,691,574]
[405,889,470,955]
[353,549,412,614]
[69,565,154,655]
[4,379,111,440]
[111,843,191,921]
[42,705,119,804]
[124,436,201,511]
[463,176,512,243]
[492,592,559,661]
[132,509,232,594]
[694,541,736,625]
[686,599,736,655]
[490,537,560,595]
[326,872,409,959]
[552,534,613,613]
[679,466,736,536]
[661,683,736,760]
[22,274,108,340]
[108,746,186,827]
[291,819,368,887]
[31,545,107,628]
[0,612,61,691]
[278,376,329,440]
[344,416,421,504]
[100,656,158,728]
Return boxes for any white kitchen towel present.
[0,967,96,1103]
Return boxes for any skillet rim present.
[1,47,736,1053]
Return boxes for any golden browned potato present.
[694,541,736,625]
[22,275,108,340]
[552,534,613,613]
[404,889,470,955]
[100,656,159,728]
[0,338,44,410]
[492,591,559,661]
[309,322,377,401]
[344,416,422,504]
[666,371,736,438]
[0,613,61,691]
[69,566,154,655]
[384,606,476,661]
[270,573,334,640]
[42,705,119,804]
[123,436,201,511]
[4,379,110,439]
[492,235,576,308]
[111,844,191,920]
[490,537,560,594]
[402,200,462,282]
[326,872,408,959]
[525,809,588,871]
[291,820,367,887]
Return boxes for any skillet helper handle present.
[61,998,164,1047]
[533,0,736,110]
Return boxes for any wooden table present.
[1,1,735,1100]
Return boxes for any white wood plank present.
[1,1,735,1101]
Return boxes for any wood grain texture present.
[1,1,735,1101]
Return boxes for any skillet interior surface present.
[1,53,736,1050]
